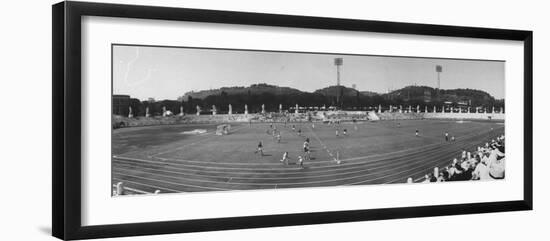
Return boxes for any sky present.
[112,45,505,101]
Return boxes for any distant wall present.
[113,113,302,128]
[113,111,505,129]
[377,112,424,120]
[373,112,505,121]
[423,113,505,120]
[322,111,370,121]
[113,114,253,128]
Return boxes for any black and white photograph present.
[111,44,506,195]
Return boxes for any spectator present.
[472,157,491,180]
[488,145,505,179]
[437,172,446,182]
[429,173,438,182]
[422,174,430,183]
[407,133,504,184]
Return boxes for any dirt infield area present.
[112,119,504,194]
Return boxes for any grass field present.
[112,119,504,194]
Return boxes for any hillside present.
[166,84,503,114]
[360,91,380,97]
[181,83,303,101]
[314,85,363,97]
[382,85,500,106]
[183,84,379,101]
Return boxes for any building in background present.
[112,94,130,116]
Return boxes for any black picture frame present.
[52,1,533,240]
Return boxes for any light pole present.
[436,65,442,99]
[335,58,343,108]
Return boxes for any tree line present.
[122,87,504,117]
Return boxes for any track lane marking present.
[113,133,498,187]
[112,178,184,193]
[114,125,500,168]
[113,137,481,180]
[113,129,499,175]
[346,135,500,185]
[111,183,152,194]
[113,121,503,190]
[113,172,232,191]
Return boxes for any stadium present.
[112,48,506,196]
[112,107,505,195]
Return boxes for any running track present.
[112,126,503,193]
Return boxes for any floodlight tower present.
[436,65,442,97]
[334,58,343,107]
[436,65,442,89]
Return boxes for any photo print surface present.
[111,44,506,196]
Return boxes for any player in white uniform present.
[297,155,304,168]
[281,151,289,165]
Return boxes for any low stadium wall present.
[113,113,307,128]
[377,112,424,120]
[113,111,505,128]
[113,114,254,128]
[321,111,370,122]
[423,113,505,120]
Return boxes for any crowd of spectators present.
[414,134,505,183]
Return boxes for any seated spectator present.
[459,159,474,181]
[472,157,492,180]
[411,133,504,184]
[450,158,466,181]
[422,174,430,183]
[442,167,450,180]
[437,172,446,182]
[429,173,438,182]
[480,151,490,165]
[488,144,505,179]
